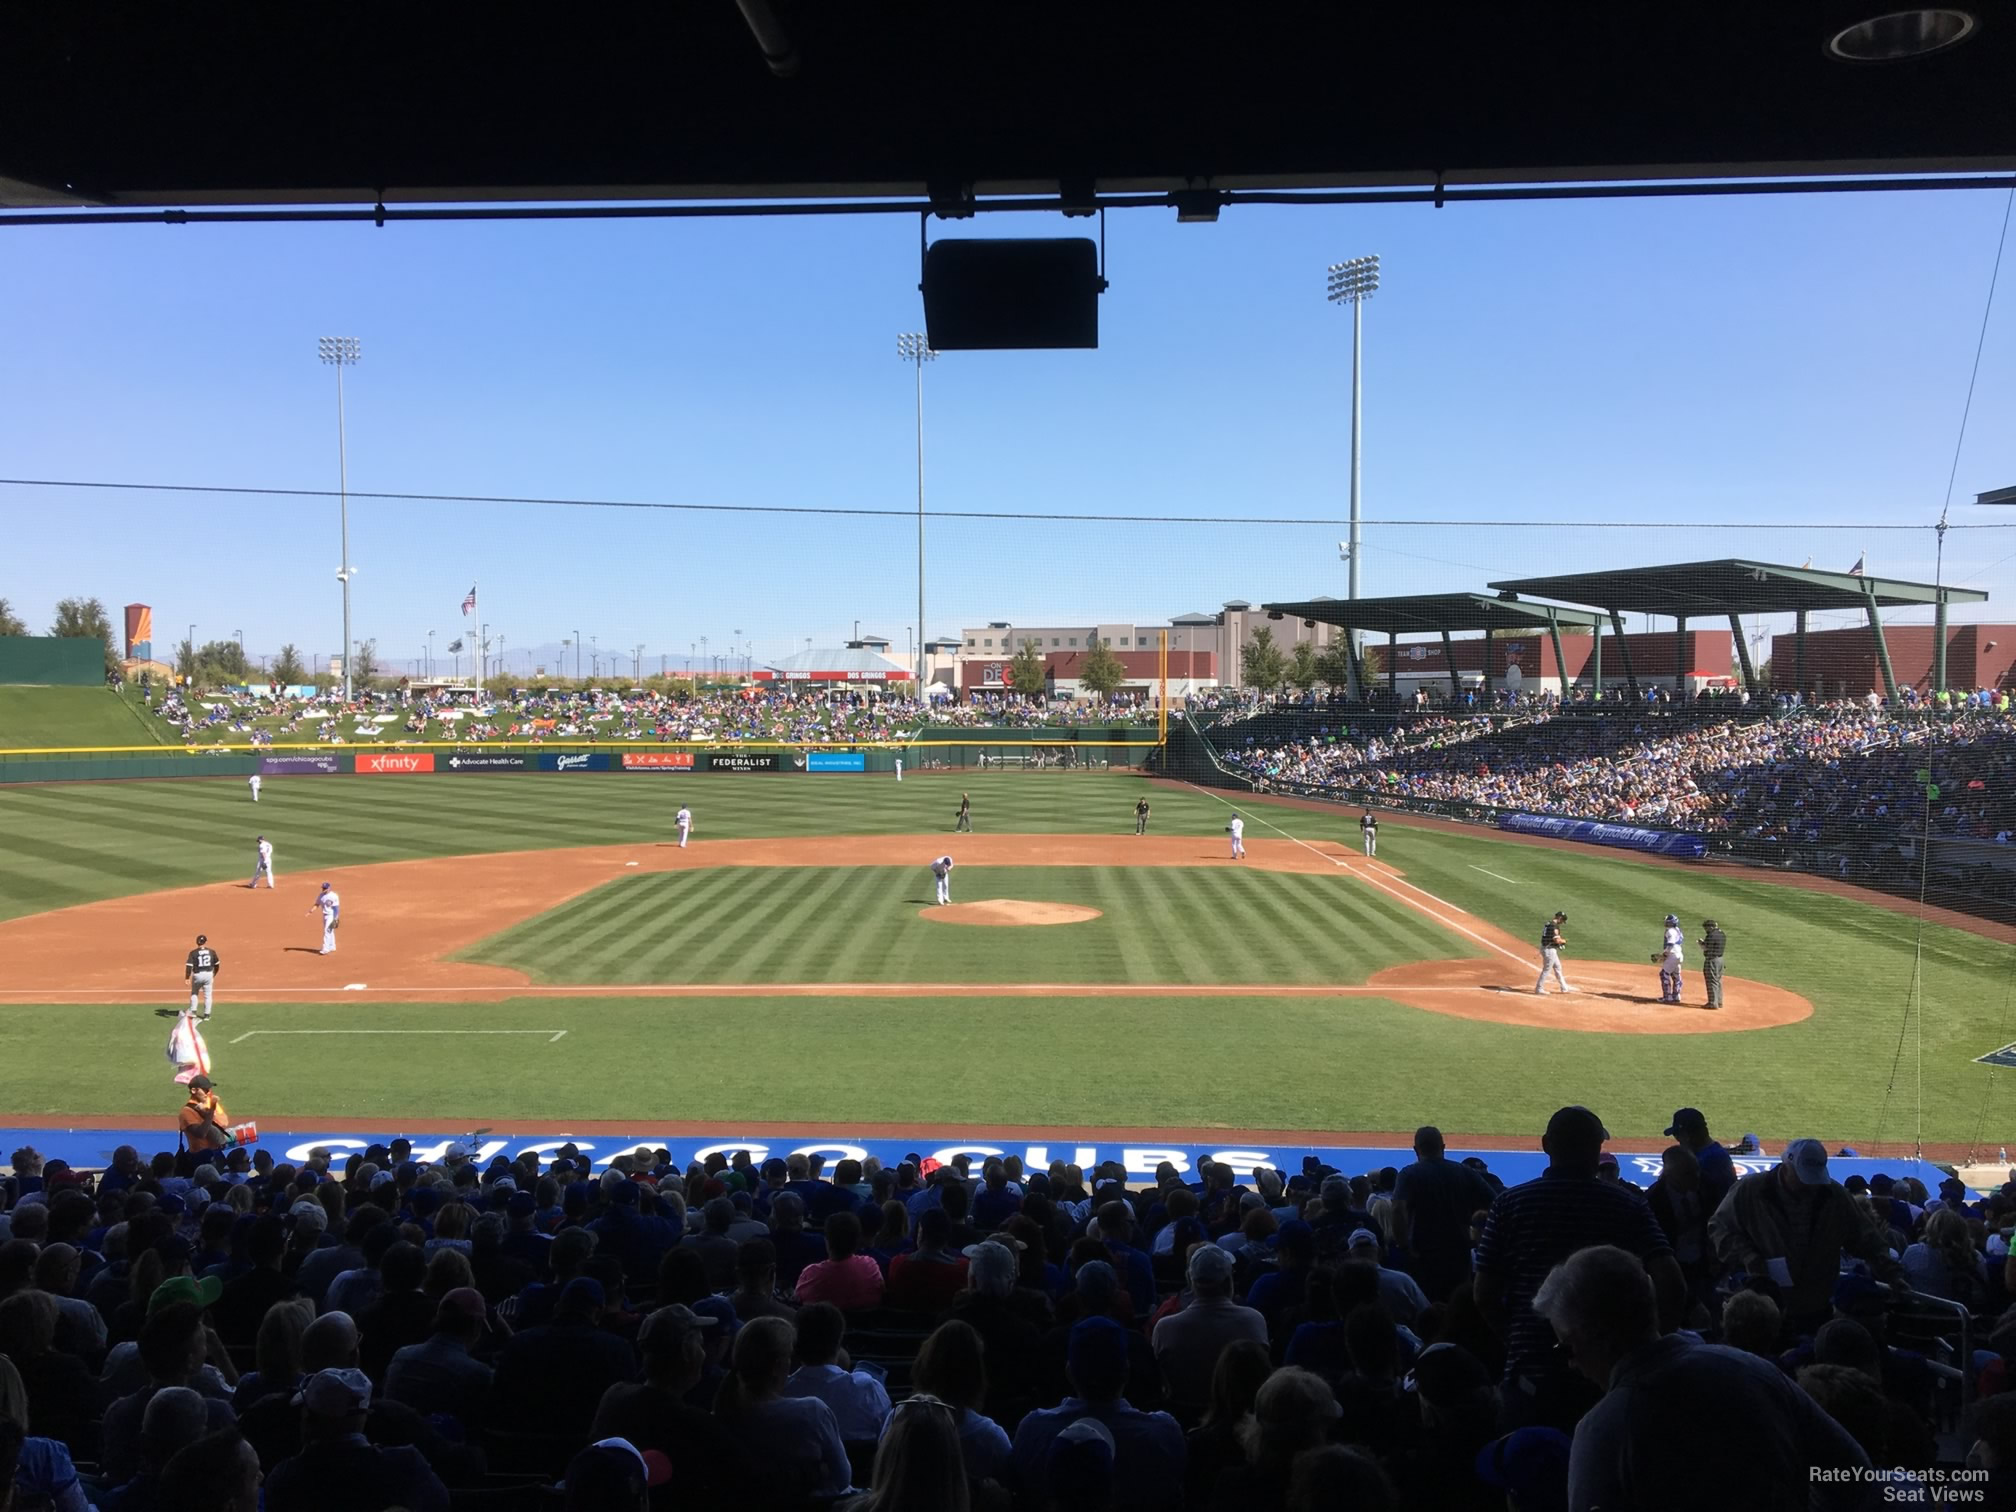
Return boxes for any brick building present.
[1767,623,2016,699]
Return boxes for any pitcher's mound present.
[923,901,1103,927]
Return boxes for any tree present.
[197,640,248,679]
[1315,643,1355,691]
[1242,626,1288,695]
[174,638,198,682]
[1288,641,1321,694]
[0,598,25,637]
[271,644,306,686]
[48,596,120,677]
[351,639,380,687]
[1006,639,1048,697]
[1078,636,1127,699]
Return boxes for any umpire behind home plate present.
[1698,918,1727,1010]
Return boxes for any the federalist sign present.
[707,752,779,772]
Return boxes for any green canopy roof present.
[1260,592,1606,635]
[1488,559,1985,617]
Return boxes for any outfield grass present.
[0,770,2009,1143]
[462,865,1471,986]
[0,685,164,751]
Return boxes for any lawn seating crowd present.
[4,1112,2015,1510]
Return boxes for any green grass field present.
[0,685,164,751]
[0,769,2009,1144]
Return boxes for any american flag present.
[1847,554,1865,577]
[461,585,477,615]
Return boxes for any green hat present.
[148,1273,223,1315]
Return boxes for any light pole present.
[898,332,936,693]
[1326,256,1378,690]
[573,629,582,683]
[633,643,645,682]
[318,337,361,700]
[186,623,196,684]
[698,635,707,683]
[427,629,435,679]
[734,628,743,680]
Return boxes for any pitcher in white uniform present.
[676,805,693,848]
[249,836,276,889]
[930,855,954,905]
[1227,814,1246,859]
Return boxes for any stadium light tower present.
[1325,257,1378,684]
[318,337,361,700]
[898,332,937,693]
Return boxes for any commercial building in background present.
[954,599,1343,697]
[754,642,915,687]
[1768,623,2016,700]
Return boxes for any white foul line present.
[1469,865,1521,885]
[229,1028,568,1045]
[1183,782,1530,967]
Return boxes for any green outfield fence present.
[0,726,1164,782]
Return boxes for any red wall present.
[1370,630,1733,683]
[961,649,1217,689]
[1767,624,2016,695]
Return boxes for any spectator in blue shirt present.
[1010,1316,1185,1511]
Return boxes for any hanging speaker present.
[921,238,1102,350]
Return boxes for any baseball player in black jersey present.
[1360,809,1379,857]
[185,934,221,1019]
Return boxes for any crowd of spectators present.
[1224,704,2016,848]
[143,684,1162,749]
[3,1110,2015,1510]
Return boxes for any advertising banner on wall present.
[621,752,695,770]
[1498,812,1708,859]
[537,752,612,773]
[805,752,866,772]
[706,752,779,773]
[258,754,340,776]
[439,753,528,773]
[356,752,436,775]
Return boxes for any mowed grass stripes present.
[459,866,1471,986]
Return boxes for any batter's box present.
[1976,1042,2016,1069]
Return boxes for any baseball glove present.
[1650,953,1663,963]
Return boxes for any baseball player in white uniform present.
[931,855,955,905]
[248,773,261,802]
[675,805,693,848]
[184,934,220,1019]
[894,756,904,782]
[249,836,276,889]
[1657,912,1685,1003]
[310,883,341,954]
[1227,814,1246,859]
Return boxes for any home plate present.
[343,983,368,991]
[626,862,639,867]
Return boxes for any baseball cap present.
[1067,1315,1131,1380]
[1408,1341,1492,1404]
[148,1274,223,1314]
[187,1075,214,1092]
[195,933,207,944]
[507,1190,537,1218]
[1187,1244,1235,1285]
[1276,1218,1315,1255]
[442,1142,471,1162]
[687,1295,741,1339]
[1045,1416,1116,1502]
[1664,1108,1708,1137]
[1782,1138,1831,1186]
[606,1179,639,1205]
[1543,1105,1610,1146]
[292,1367,372,1416]
[1346,1228,1381,1251]
[1474,1428,1572,1511]
[558,1276,606,1313]
[319,882,331,891]
[560,1437,672,1496]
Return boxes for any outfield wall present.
[0,726,1162,782]
[0,636,104,686]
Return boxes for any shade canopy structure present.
[1489,560,1988,704]
[4,8,2013,214]
[1260,593,1607,701]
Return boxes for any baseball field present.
[0,765,2007,1152]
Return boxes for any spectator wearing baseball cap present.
[557,1436,668,1512]
[1532,1245,1871,1512]
[1473,1106,1685,1432]
[98,1301,238,1484]
[262,1367,449,1512]
[1150,1243,1267,1424]
[1010,1316,1185,1511]
[592,1303,744,1503]
[1663,1106,1736,1210]
[382,1287,493,1427]
[1709,1137,1904,1334]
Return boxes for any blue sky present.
[2,188,2012,676]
